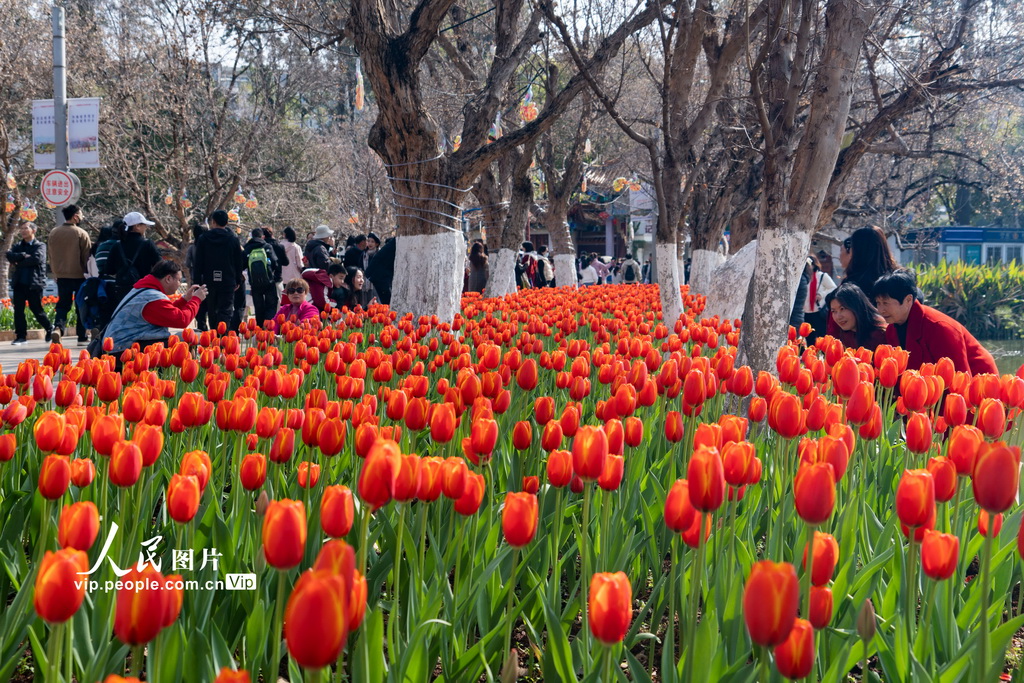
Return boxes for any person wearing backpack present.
[243,228,279,327]
[194,210,246,331]
[103,212,162,305]
[620,254,641,284]
[535,245,555,287]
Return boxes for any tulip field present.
[3,283,1024,683]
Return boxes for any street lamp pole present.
[52,5,68,226]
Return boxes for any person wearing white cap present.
[102,211,163,304]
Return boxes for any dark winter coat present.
[194,228,245,288]
[365,238,396,305]
[265,237,289,282]
[6,239,47,290]
[304,239,333,270]
[104,232,162,285]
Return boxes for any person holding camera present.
[100,260,207,354]
[5,223,52,344]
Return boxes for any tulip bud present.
[856,598,876,642]
[255,490,270,516]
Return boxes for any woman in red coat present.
[824,282,888,351]
[873,269,997,376]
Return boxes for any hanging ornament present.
[180,189,192,209]
[629,181,642,191]
[347,212,360,225]
[519,85,538,123]
[584,139,592,155]
[44,200,57,210]
[245,194,259,210]
[581,177,588,193]
[5,169,15,190]
[452,135,462,152]
[228,206,240,223]
[4,195,14,213]
[164,187,174,206]
[20,200,37,222]
[234,186,246,204]
[487,112,503,143]
[354,58,365,112]
[612,177,627,193]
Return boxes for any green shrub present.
[916,261,1024,339]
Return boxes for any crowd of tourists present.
[4,205,396,355]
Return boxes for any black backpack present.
[114,243,142,295]
[623,262,637,282]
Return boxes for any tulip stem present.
[760,645,771,683]
[505,548,519,652]
[801,525,816,623]
[977,531,994,683]
[667,535,678,668]
[602,643,614,682]
[549,487,565,608]
[682,512,706,683]
[600,488,612,568]
[907,536,919,646]
[389,503,406,651]
[269,570,288,683]
[45,622,63,683]
[129,644,144,678]
[65,616,73,683]
[417,502,428,602]
[581,483,593,665]
[34,499,52,566]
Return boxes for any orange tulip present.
[213,668,251,683]
[347,571,368,631]
[976,398,1006,439]
[748,396,767,422]
[768,392,803,439]
[57,501,99,551]
[393,453,421,502]
[471,418,499,456]
[262,499,307,569]
[743,561,799,647]
[321,485,356,538]
[944,393,968,427]
[624,417,643,447]
[831,356,860,398]
[454,471,486,515]
[416,457,444,502]
[34,411,66,453]
[588,571,632,644]
[358,441,400,510]
[0,433,14,462]
[503,492,539,547]
[512,420,532,451]
[284,570,349,668]
[926,456,957,503]
[793,462,835,525]
[774,618,814,679]
[948,425,984,476]
[845,382,875,425]
[534,396,555,424]
[38,454,71,500]
[665,411,684,443]
[921,529,959,581]
[270,428,296,464]
[516,358,538,390]
[906,412,933,454]
[687,446,725,512]
[664,479,697,533]
[979,510,1003,537]
[973,442,1020,513]
[69,458,95,488]
[239,453,267,490]
[895,469,935,529]
[808,586,833,630]
[430,403,457,443]
[317,418,347,457]
[96,372,123,402]
[546,450,573,488]
[114,566,170,644]
[541,420,563,452]
[801,532,839,586]
[134,423,164,467]
[597,454,625,491]
[572,425,608,481]
[33,548,89,623]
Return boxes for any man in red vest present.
[874,269,997,376]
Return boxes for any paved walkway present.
[0,338,72,370]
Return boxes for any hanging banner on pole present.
[32,100,56,170]
[32,98,101,170]
[68,98,100,168]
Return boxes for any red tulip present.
[906,413,933,454]
[358,440,401,510]
[921,529,959,581]
[262,499,307,569]
[743,561,799,647]
[687,446,725,512]
[664,479,697,533]
[597,454,624,491]
[503,492,539,547]
[430,403,457,443]
[454,471,486,515]
[547,450,573,488]
[801,531,839,586]
[926,456,957,503]
[572,425,608,481]
[978,509,1003,538]
[321,485,355,538]
[57,501,99,551]
[34,549,89,623]
[69,458,95,488]
[512,420,533,451]
[774,619,814,679]
[114,566,170,644]
[808,586,833,630]
[665,411,684,442]
[973,442,1020,513]
[793,463,835,525]
[896,469,935,529]
[976,398,1006,439]
[284,570,349,668]
[167,474,201,523]
[588,571,632,644]
[38,454,71,500]
[240,453,267,490]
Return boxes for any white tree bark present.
[656,240,685,328]
[701,240,759,321]
[485,248,518,298]
[740,229,810,369]
[688,249,727,296]
[390,232,466,323]
[553,253,578,289]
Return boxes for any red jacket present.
[837,327,887,352]
[884,300,997,376]
[134,275,201,328]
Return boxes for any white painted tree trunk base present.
[739,229,811,372]
[688,249,727,296]
[701,241,759,321]
[485,248,518,298]
[390,232,466,323]
[553,253,578,289]
[656,241,685,330]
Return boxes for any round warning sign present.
[39,170,82,208]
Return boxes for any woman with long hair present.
[280,226,304,283]
[824,282,888,350]
[467,240,488,293]
[839,226,899,299]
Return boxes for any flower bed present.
[1,283,1022,683]
[0,296,76,331]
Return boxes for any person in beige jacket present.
[47,204,92,345]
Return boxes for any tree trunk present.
[689,249,727,295]
[488,248,518,297]
[391,231,467,322]
[656,240,684,328]
[547,213,577,289]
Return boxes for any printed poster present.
[32,98,101,169]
